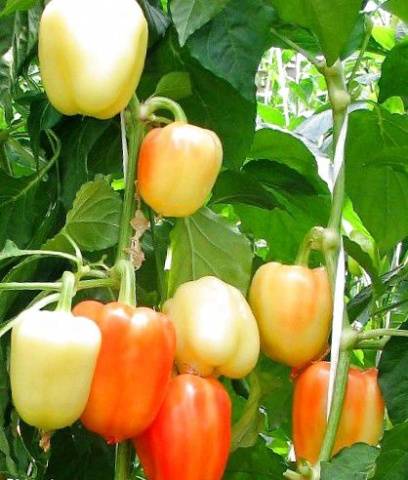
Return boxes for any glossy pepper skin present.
[73,301,176,443]
[137,122,223,217]
[163,276,260,378]
[10,310,101,431]
[39,0,148,119]
[249,263,332,368]
[293,362,385,464]
[134,374,231,480]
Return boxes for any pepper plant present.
[1,0,408,479]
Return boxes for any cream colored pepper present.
[163,276,260,378]
[10,310,101,431]
[39,0,148,119]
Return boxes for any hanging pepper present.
[163,276,260,378]
[73,301,176,443]
[39,0,148,119]
[134,374,231,480]
[137,122,223,217]
[10,309,101,431]
[249,263,332,368]
[292,361,385,464]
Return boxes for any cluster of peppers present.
[8,0,385,479]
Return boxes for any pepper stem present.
[55,271,76,312]
[140,96,188,123]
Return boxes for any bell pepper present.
[163,276,260,378]
[73,301,176,443]
[293,361,385,464]
[249,263,332,368]
[39,0,148,119]
[134,374,231,480]
[137,122,223,217]
[10,310,101,431]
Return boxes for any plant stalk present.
[116,96,145,264]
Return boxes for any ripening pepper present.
[249,263,332,368]
[39,0,148,119]
[293,362,385,464]
[73,301,176,443]
[10,310,101,431]
[134,374,231,480]
[137,122,223,217]
[163,276,260,378]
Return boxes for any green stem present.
[317,61,352,466]
[55,271,76,312]
[115,260,136,307]
[356,338,390,350]
[358,328,408,341]
[283,470,303,480]
[148,208,166,303]
[295,226,325,266]
[114,96,144,480]
[347,15,374,90]
[114,443,132,480]
[0,278,115,292]
[0,282,61,291]
[318,352,351,462]
[141,96,187,123]
[116,96,145,263]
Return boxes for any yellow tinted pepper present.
[163,276,260,378]
[10,310,101,431]
[39,0,148,119]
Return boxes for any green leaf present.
[187,0,276,100]
[257,104,286,127]
[0,240,22,260]
[171,0,231,46]
[0,0,38,16]
[27,97,62,158]
[61,178,122,252]
[378,321,408,425]
[231,373,264,451]
[270,0,362,65]
[382,0,408,24]
[373,423,408,479]
[0,166,57,250]
[167,207,253,297]
[379,41,408,105]
[154,71,192,100]
[12,7,41,78]
[0,341,9,427]
[345,109,408,251]
[224,440,286,479]
[59,118,113,209]
[371,26,395,51]
[321,444,379,480]
[249,128,329,193]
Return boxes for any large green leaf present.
[321,444,379,480]
[187,0,276,100]
[167,207,253,297]
[378,41,408,105]
[0,166,57,250]
[62,178,122,252]
[270,0,362,65]
[171,0,231,46]
[0,0,38,16]
[373,423,408,479]
[58,118,114,209]
[345,109,408,251]
[225,440,286,479]
[378,321,408,425]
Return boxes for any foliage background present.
[0,0,408,478]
